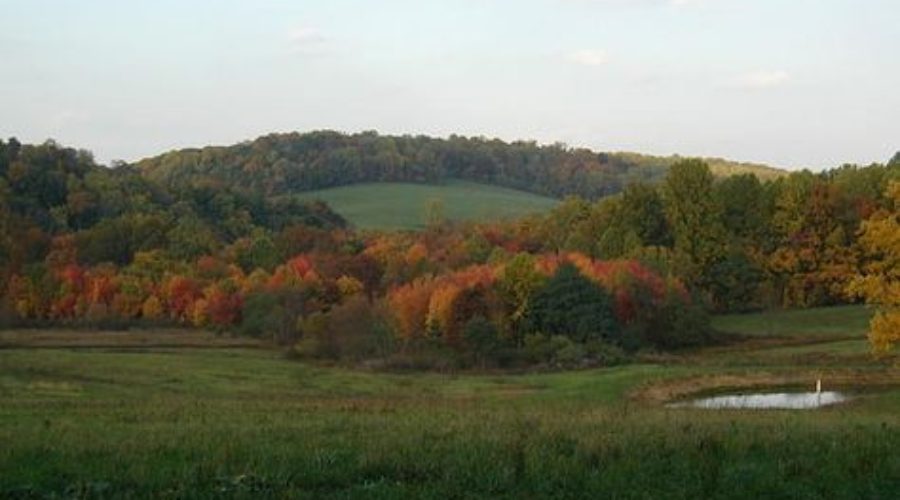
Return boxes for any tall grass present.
[1,347,897,498]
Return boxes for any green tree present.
[166,216,219,261]
[540,196,591,254]
[715,173,771,243]
[619,183,671,247]
[662,159,727,290]
[525,263,618,343]
[236,233,280,272]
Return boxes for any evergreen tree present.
[525,263,618,343]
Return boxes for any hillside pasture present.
[292,180,559,230]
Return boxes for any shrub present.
[584,340,626,366]
[553,337,586,366]
[239,291,303,343]
[296,297,392,361]
[643,290,711,349]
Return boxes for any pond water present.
[670,391,850,410]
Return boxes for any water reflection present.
[671,391,849,410]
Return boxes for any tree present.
[239,289,305,343]
[848,181,900,354]
[388,277,437,341]
[707,250,763,312]
[889,151,900,166]
[424,198,445,230]
[769,177,856,307]
[296,296,388,360]
[540,197,591,254]
[662,159,727,291]
[141,295,164,320]
[235,233,280,272]
[463,315,503,367]
[205,284,243,328]
[163,275,201,322]
[525,263,618,343]
[495,253,545,341]
[715,174,770,243]
[341,253,383,302]
[619,183,671,247]
[166,216,219,261]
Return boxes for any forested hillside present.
[0,138,346,286]
[2,136,899,364]
[135,131,784,200]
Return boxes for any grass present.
[0,306,898,498]
[0,328,261,349]
[711,304,873,340]
[292,180,559,230]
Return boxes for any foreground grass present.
[1,306,898,498]
[292,180,559,230]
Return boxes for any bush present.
[295,297,392,361]
[644,291,711,349]
[239,291,302,343]
[521,334,612,368]
[553,338,586,366]
[522,333,555,364]
[383,339,462,372]
[462,315,505,367]
[584,340,626,366]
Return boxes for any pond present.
[670,391,850,410]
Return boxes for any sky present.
[0,0,898,170]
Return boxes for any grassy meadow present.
[1,306,898,498]
[292,180,559,230]
[711,305,873,340]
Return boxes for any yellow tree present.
[848,181,900,354]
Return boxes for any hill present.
[0,138,346,279]
[134,130,786,202]
[612,151,785,181]
[292,180,559,230]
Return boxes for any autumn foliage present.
[2,136,899,357]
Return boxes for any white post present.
[816,379,822,393]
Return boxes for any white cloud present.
[732,70,791,89]
[287,26,326,53]
[566,49,609,66]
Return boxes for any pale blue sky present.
[1,0,897,169]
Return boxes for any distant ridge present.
[135,130,786,201]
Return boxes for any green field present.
[293,180,559,230]
[711,304,873,340]
[1,306,898,498]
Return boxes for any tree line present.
[135,130,782,201]
[1,137,898,364]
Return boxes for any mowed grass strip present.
[292,180,559,230]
